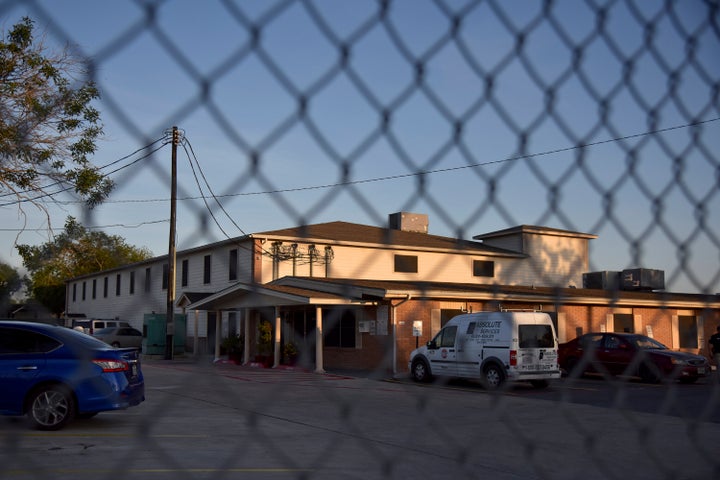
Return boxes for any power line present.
[0,136,167,207]
[53,116,720,206]
[0,219,168,232]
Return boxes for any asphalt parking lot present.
[2,360,719,480]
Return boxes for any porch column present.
[315,306,324,373]
[214,311,221,362]
[273,307,281,368]
[193,310,199,357]
[243,308,251,365]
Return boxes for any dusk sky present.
[1,0,718,294]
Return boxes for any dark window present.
[0,328,61,354]
[145,268,151,292]
[204,255,211,284]
[394,254,418,273]
[433,325,458,348]
[92,279,97,299]
[82,282,86,301]
[519,325,554,348]
[129,271,135,295]
[72,284,77,302]
[324,310,356,348]
[473,260,495,277]
[613,314,634,333]
[229,249,238,281]
[162,264,168,290]
[103,277,109,298]
[678,315,698,349]
[116,274,122,296]
[181,259,189,287]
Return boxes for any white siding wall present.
[66,240,256,332]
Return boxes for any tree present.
[17,217,152,315]
[0,17,112,214]
[0,262,23,315]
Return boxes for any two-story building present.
[65,212,720,374]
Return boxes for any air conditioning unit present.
[582,271,620,290]
[621,269,665,291]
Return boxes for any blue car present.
[0,321,145,430]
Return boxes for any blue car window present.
[0,328,61,354]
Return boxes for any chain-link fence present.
[1,0,719,478]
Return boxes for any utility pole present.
[165,126,179,360]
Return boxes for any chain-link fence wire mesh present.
[1,0,719,478]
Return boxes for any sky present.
[0,0,718,295]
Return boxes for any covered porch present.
[181,281,377,373]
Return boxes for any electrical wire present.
[0,136,168,207]
[55,116,720,205]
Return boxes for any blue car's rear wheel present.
[28,385,75,430]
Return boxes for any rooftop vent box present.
[621,268,665,291]
[582,271,620,290]
[388,212,429,233]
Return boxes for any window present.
[473,260,495,277]
[181,259,188,287]
[229,249,238,281]
[678,315,698,349]
[204,255,211,284]
[145,268,152,292]
[103,277,108,298]
[519,325,554,348]
[82,282,86,301]
[129,271,135,295]
[162,264,168,290]
[433,325,458,348]
[394,254,418,273]
[116,274,122,296]
[324,309,356,348]
[0,328,61,354]
[92,279,97,299]
[72,284,77,302]
[613,314,634,333]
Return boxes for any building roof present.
[474,224,597,241]
[254,221,523,256]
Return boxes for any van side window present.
[466,322,476,335]
[437,326,457,348]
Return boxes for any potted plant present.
[256,320,273,367]
[221,334,244,364]
[283,342,298,366]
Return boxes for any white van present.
[408,311,560,389]
[72,318,131,335]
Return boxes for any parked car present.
[93,327,143,349]
[71,319,130,335]
[0,321,145,430]
[558,332,709,383]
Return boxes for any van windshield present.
[518,325,554,348]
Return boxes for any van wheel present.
[27,385,75,430]
[482,364,504,390]
[411,359,432,383]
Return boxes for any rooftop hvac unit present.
[621,268,665,291]
[582,271,620,290]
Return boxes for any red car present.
[558,332,709,383]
